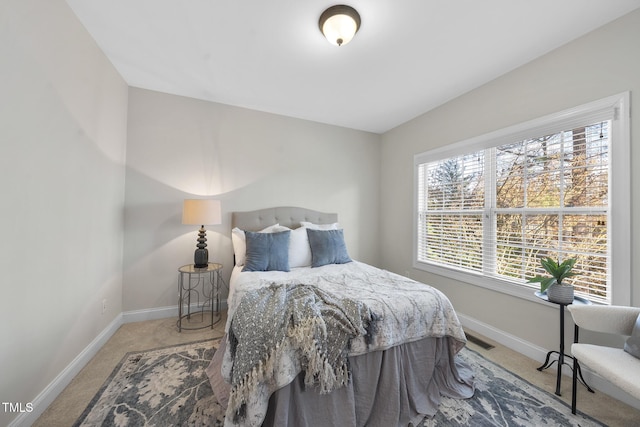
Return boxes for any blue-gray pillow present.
[307,228,352,268]
[624,314,640,359]
[242,230,290,272]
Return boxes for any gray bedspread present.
[217,262,474,427]
[263,336,474,427]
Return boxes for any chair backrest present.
[568,305,640,336]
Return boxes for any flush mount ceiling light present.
[319,4,361,46]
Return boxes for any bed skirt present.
[207,335,475,427]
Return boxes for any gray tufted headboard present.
[232,207,338,231]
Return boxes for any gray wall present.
[0,0,128,425]
[3,0,640,424]
[123,88,381,311]
[380,9,640,353]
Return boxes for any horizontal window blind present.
[417,121,611,304]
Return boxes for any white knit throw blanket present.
[227,282,376,424]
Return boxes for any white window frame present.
[413,92,630,306]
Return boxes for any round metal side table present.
[177,262,223,332]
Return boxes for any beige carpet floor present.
[34,312,640,426]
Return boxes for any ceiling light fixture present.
[319,4,361,47]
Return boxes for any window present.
[414,93,630,305]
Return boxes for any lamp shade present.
[182,199,222,225]
[319,5,361,46]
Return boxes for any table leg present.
[178,272,183,332]
[210,270,215,329]
[537,350,559,371]
[556,306,565,396]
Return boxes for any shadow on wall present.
[122,166,231,311]
[120,161,378,312]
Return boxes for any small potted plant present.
[528,257,577,304]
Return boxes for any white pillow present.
[300,221,340,230]
[231,224,287,266]
[288,227,312,268]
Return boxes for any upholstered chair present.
[568,305,640,414]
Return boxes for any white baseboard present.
[457,312,550,362]
[122,299,228,324]
[9,314,124,427]
[458,312,640,411]
[121,304,179,323]
[9,300,228,427]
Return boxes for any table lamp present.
[182,199,222,268]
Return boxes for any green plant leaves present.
[527,257,577,293]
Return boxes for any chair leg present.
[571,356,579,414]
[572,326,578,414]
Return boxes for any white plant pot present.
[547,284,574,304]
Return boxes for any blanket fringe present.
[228,340,282,421]
[229,316,352,419]
[289,317,350,394]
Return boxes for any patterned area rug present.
[73,339,225,426]
[74,340,604,427]
[425,348,603,427]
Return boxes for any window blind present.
[417,121,610,304]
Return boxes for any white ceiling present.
[66,0,640,134]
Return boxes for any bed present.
[206,207,475,427]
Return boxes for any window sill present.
[412,260,606,306]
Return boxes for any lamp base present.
[194,248,209,268]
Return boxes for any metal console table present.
[535,291,595,397]
[177,262,224,332]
